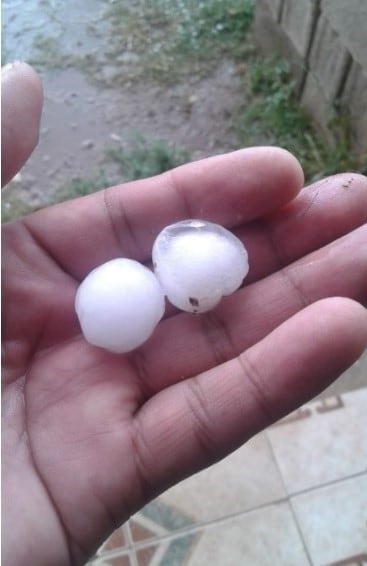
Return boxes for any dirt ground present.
[2,0,245,213]
[3,62,242,209]
[3,0,366,393]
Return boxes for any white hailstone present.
[75,258,165,353]
[152,219,249,313]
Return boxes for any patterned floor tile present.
[267,388,367,494]
[135,533,198,566]
[96,497,197,557]
[89,550,132,566]
[130,517,163,544]
[135,544,160,566]
[291,474,367,565]
[101,555,132,566]
[97,525,129,556]
[130,498,195,545]
[133,432,285,535]
[136,502,309,566]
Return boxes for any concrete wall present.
[254,0,367,156]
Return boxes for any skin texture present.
[2,63,367,566]
[1,62,43,186]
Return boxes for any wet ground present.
[2,0,244,213]
[2,0,366,392]
[2,62,242,209]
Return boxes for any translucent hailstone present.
[152,219,249,313]
[75,258,165,353]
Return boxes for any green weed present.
[239,57,361,180]
[29,33,100,75]
[106,135,190,181]
[60,137,189,197]
[59,169,110,199]
[1,194,40,223]
[2,171,110,222]
[171,0,254,56]
[28,1,254,84]
[2,136,190,222]
[30,35,72,70]
[104,0,254,84]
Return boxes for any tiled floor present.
[89,371,367,566]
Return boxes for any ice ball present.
[152,219,249,313]
[75,258,165,353]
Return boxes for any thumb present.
[1,62,43,187]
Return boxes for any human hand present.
[2,63,367,566]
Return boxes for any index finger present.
[22,147,303,280]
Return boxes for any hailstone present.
[75,258,165,353]
[152,219,249,313]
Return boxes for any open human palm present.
[2,64,367,566]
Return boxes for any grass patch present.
[169,0,254,57]
[106,135,190,181]
[2,136,190,222]
[30,35,73,70]
[103,0,254,84]
[1,194,40,223]
[60,169,110,199]
[61,137,189,197]
[239,57,361,180]
[27,1,254,84]
[58,136,189,201]
[1,172,110,222]
[29,33,100,74]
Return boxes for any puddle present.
[2,0,107,63]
